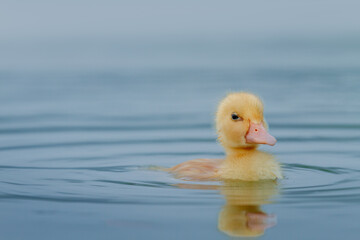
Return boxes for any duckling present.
[169,92,282,181]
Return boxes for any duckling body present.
[170,150,281,181]
[169,92,282,181]
[218,149,281,181]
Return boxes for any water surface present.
[1,37,360,239]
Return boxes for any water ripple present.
[0,138,214,151]
[1,136,359,152]
[283,163,358,174]
[1,122,360,135]
[0,165,139,172]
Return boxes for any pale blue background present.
[1,1,360,239]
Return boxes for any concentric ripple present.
[1,111,360,207]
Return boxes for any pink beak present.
[245,122,277,146]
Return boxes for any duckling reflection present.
[218,180,279,238]
[175,179,279,238]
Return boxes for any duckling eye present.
[231,113,243,121]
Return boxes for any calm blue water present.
[1,3,360,237]
[1,62,360,239]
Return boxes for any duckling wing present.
[169,158,224,181]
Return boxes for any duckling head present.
[216,92,276,150]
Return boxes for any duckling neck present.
[224,146,258,159]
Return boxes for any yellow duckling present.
[170,92,282,181]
